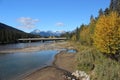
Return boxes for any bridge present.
[18,37,67,42]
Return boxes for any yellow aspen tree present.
[93,11,120,54]
[80,27,91,45]
[71,35,77,41]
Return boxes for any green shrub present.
[76,48,95,72]
[76,45,120,80]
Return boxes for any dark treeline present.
[0,23,40,44]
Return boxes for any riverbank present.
[0,42,74,53]
[22,44,77,80]
[0,41,77,80]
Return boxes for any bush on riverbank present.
[75,43,120,80]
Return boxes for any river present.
[0,41,50,51]
[0,42,61,80]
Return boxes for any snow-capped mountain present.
[32,29,41,34]
[31,29,66,37]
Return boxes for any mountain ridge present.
[0,22,40,44]
[31,29,66,37]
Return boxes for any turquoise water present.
[0,50,59,80]
[67,49,77,53]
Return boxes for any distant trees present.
[79,25,90,45]
[61,32,72,40]
[71,34,77,41]
[0,23,40,44]
[69,16,96,46]
[93,11,120,54]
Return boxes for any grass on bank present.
[70,42,120,80]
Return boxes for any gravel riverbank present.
[22,50,76,80]
[20,42,77,80]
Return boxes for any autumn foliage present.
[93,12,120,54]
[65,0,120,55]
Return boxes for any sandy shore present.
[22,51,76,80]
[0,42,74,53]
[20,42,77,80]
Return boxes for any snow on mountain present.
[30,29,66,37]
[31,29,40,34]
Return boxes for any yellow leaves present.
[93,11,120,54]
[80,26,92,45]
[71,35,77,41]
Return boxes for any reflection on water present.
[0,50,59,80]
[0,41,52,51]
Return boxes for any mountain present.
[31,29,41,34]
[31,29,66,37]
[0,22,39,44]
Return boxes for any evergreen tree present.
[104,8,110,15]
[0,22,40,44]
[99,8,104,16]
[75,27,80,41]
[110,0,120,14]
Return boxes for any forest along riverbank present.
[22,49,77,80]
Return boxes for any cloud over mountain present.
[17,17,39,29]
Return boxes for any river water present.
[0,42,60,80]
[0,41,48,51]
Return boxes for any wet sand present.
[22,66,66,80]
[21,42,77,80]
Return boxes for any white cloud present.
[55,22,64,27]
[17,17,39,29]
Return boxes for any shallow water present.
[0,50,59,80]
[0,41,52,51]
[67,49,77,53]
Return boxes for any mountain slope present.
[0,22,39,44]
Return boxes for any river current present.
[0,42,59,80]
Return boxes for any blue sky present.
[0,0,110,33]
